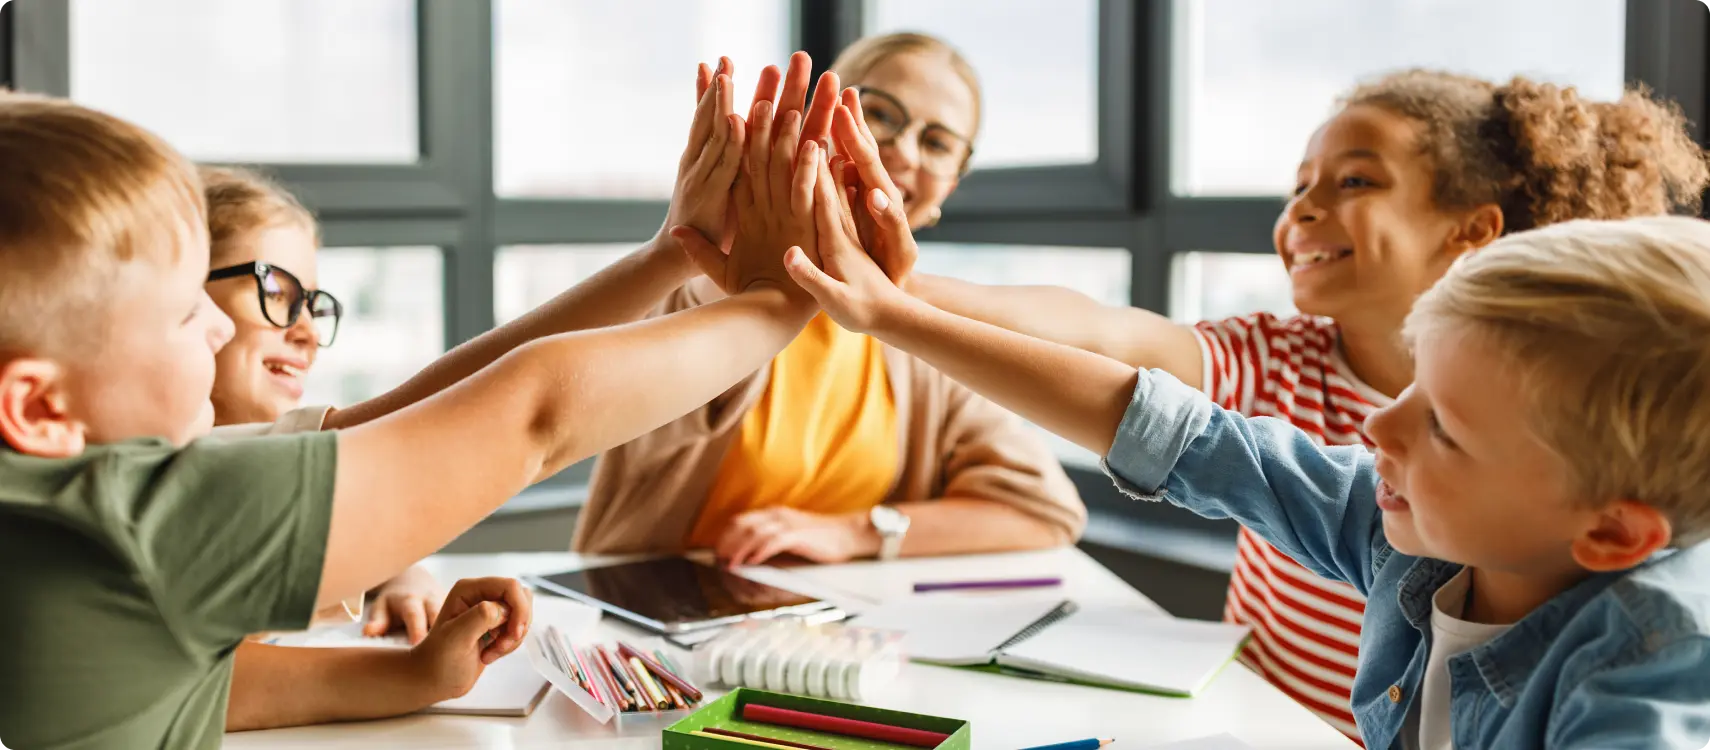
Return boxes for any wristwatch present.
[870,505,911,561]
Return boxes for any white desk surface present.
[225,549,1357,750]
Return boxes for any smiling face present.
[847,50,978,230]
[205,222,320,425]
[1274,104,1490,326]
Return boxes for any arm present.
[908,274,1204,388]
[327,60,749,430]
[226,644,429,731]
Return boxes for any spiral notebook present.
[854,596,1250,697]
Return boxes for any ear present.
[1570,499,1672,572]
[1448,204,1504,256]
[0,358,86,458]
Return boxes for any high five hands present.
[670,51,919,313]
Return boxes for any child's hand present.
[435,576,534,663]
[655,58,750,261]
[676,95,829,299]
[362,565,442,644]
[829,90,916,285]
[783,140,918,333]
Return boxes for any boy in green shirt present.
[0,60,828,749]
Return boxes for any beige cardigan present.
[573,279,1087,554]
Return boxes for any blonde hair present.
[831,32,984,142]
[201,165,318,267]
[0,92,204,356]
[1406,216,1710,545]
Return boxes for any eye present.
[1291,181,1308,197]
[1427,410,1459,450]
[1340,174,1376,189]
[923,135,954,155]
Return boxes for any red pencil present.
[742,704,950,748]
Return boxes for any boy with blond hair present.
[789,100,1710,746]
[0,62,823,748]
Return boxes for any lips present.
[263,357,309,399]
[1376,480,1410,512]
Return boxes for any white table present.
[225,549,1357,749]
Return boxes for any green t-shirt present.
[0,430,336,750]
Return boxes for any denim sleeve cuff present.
[1101,368,1215,501]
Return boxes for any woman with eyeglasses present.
[200,166,443,645]
[579,36,1085,566]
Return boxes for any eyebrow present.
[1296,148,1384,171]
[859,86,973,145]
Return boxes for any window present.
[1169,251,1296,323]
[865,0,1099,169]
[303,247,444,408]
[70,0,418,163]
[494,0,793,198]
[494,244,640,324]
[1172,0,1627,196]
[914,243,1130,306]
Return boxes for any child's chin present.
[1381,514,1430,557]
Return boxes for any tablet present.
[525,557,835,634]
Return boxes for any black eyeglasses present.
[853,86,975,178]
[207,261,343,348]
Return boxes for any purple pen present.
[912,576,1063,593]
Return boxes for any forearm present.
[226,643,432,731]
[323,288,814,607]
[328,238,696,429]
[844,498,1070,558]
[871,296,1138,456]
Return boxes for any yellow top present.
[686,313,900,548]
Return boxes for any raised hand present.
[658,58,747,257]
[784,145,917,334]
[829,92,916,283]
[677,88,824,299]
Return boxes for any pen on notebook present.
[912,576,1063,593]
[618,641,705,702]
[1019,739,1114,750]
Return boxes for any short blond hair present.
[831,32,983,142]
[1406,216,1710,545]
[0,92,205,356]
[201,165,317,267]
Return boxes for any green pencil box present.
[663,688,971,750]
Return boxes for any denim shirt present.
[1102,369,1710,749]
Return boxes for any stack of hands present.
[663,52,936,568]
[378,50,931,702]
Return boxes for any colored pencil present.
[618,641,706,702]
[608,647,653,711]
[566,639,603,705]
[586,647,632,711]
[1019,740,1115,750]
[655,648,700,706]
[701,727,835,750]
[596,646,642,711]
[690,730,795,750]
[629,656,671,710]
[742,703,950,748]
[912,576,1063,593]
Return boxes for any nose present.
[1284,183,1328,226]
[1363,390,1411,457]
[881,127,922,176]
[285,310,318,348]
[207,293,236,352]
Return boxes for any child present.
[786,99,1710,747]
[0,59,822,748]
[894,71,1710,739]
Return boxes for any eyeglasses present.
[853,86,975,178]
[207,261,343,348]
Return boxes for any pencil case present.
[526,633,700,730]
[694,619,906,702]
[664,687,971,750]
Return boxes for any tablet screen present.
[532,558,823,630]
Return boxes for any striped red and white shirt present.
[1193,312,1392,744]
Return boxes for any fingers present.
[439,577,534,662]
[741,531,804,567]
[401,597,430,645]
[750,63,783,114]
[784,246,844,309]
[833,101,901,204]
[812,148,852,262]
[670,225,728,283]
[769,109,803,211]
[681,70,723,172]
[695,62,712,103]
[362,603,391,637]
[790,141,820,218]
[715,511,773,566]
[746,98,776,187]
[443,600,514,660]
[775,52,813,140]
[801,70,841,145]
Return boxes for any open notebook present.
[854,596,1250,697]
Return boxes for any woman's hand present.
[362,564,442,644]
[714,507,877,567]
[829,89,916,284]
[654,58,749,263]
[783,129,920,334]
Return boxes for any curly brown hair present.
[1343,70,1710,233]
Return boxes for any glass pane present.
[917,243,1129,467]
[1173,0,1626,196]
[70,0,418,164]
[494,244,640,324]
[865,0,1098,169]
[1169,251,1297,323]
[304,247,444,407]
[495,0,792,198]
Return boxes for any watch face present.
[871,506,909,535]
